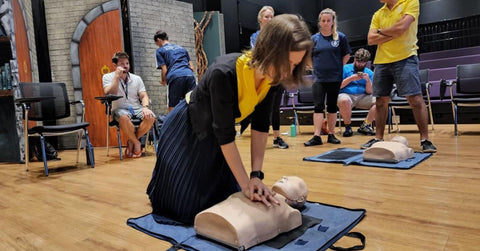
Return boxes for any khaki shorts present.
[337,93,375,109]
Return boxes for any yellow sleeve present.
[404,0,419,21]
[369,11,380,30]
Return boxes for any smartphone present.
[357,72,364,76]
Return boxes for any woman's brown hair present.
[250,14,313,86]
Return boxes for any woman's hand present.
[242,178,280,207]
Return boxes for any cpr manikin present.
[272,176,308,209]
[363,135,415,163]
[194,176,308,250]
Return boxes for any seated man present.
[338,48,376,137]
[103,51,156,158]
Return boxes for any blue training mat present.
[303,148,432,169]
[127,202,366,251]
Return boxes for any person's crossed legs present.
[115,108,156,157]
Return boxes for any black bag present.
[29,137,59,161]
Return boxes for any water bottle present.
[290,124,296,137]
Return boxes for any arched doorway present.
[71,0,127,147]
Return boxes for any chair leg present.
[144,128,150,154]
[337,112,342,134]
[39,135,49,176]
[84,129,95,168]
[24,118,29,172]
[392,108,399,132]
[388,107,392,134]
[76,130,83,164]
[427,104,435,131]
[106,122,110,157]
[454,104,458,136]
[117,127,123,160]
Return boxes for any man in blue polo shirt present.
[154,30,196,112]
[338,48,376,137]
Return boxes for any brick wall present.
[128,0,195,115]
[43,0,194,148]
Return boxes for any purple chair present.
[443,63,480,135]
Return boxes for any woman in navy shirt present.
[304,8,351,147]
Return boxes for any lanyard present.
[120,74,130,99]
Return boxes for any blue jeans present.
[372,55,421,97]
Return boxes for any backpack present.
[29,137,59,161]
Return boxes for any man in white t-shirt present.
[103,51,155,157]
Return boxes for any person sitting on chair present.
[103,51,156,158]
[338,48,376,137]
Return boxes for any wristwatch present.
[377,29,383,35]
[250,170,264,180]
[142,105,149,108]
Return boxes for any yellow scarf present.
[235,54,271,123]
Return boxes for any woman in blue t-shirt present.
[249,6,274,48]
[304,8,351,147]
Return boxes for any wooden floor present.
[0,124,479,250]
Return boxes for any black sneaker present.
[304,135,323,146]
[327,134,341,144]
[343,126,353,137]
[273,137,289,149]
[421,139,437,153]
[361,138,383,149]
[357,122,376,135]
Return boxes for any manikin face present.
[259,9,274,28]
[319,13,334,33]
[272,176,308,209]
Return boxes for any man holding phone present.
[338,48,376,137]
[103,51,156,158]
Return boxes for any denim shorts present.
[113,106,155,120]
[372,55,421,97]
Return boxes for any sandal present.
[131,141,142,158]
[131,148,142,158]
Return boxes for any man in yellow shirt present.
[361,0,437,153]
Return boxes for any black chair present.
[16,82,94,176]
[444,63,480,135]
[388,69,434,133]
[95,95,158,160]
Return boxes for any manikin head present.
[272,176,308,209]
[391,135,409,146]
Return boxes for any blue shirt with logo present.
[156,43,194,82]
[311,32,351,82]
[341,63,374,94]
